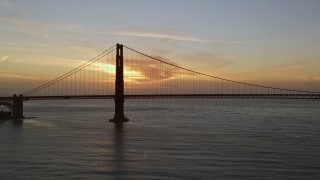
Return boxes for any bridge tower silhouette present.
[110,44,129,123]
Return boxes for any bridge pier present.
[12,94,23,120]
[109,44,129,123]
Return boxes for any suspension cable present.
[124,45,319,94]
[23,45,116,96]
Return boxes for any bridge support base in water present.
[109,116,129,123]
[12,94,24,119]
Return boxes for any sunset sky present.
[1,0,320,95]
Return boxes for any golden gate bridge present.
[1,44,319,122]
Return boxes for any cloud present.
[258,60,309,74]
[228,60,312,82]
[0,72,39,80]
[9,56,85,69]
[1,42,44,46]
[105,31,209,42]
[104,31,244,44]
[1,55,9,61]
[95,60,177,83]
[93,56,189,84]
[0,9,84,38]
[180,51,233,69]
[0,0,15,9]
[224,60,308,80]
[124,58,178,82]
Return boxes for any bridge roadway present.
[7,94,319,100]
[2,94,320,101]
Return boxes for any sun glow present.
[94,63,145,83]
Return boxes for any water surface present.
[1,99,319,179]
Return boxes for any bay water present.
[0,99,319,179]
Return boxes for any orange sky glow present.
[1,0,320,95]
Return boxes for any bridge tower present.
[12,94,23,119]
[109,44,129,123]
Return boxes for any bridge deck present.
[11,94,320,100]
[2,94,320,101]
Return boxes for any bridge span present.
[21,94,320,100]
[1,44,319,122]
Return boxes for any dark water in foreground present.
[0,99,320,179]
